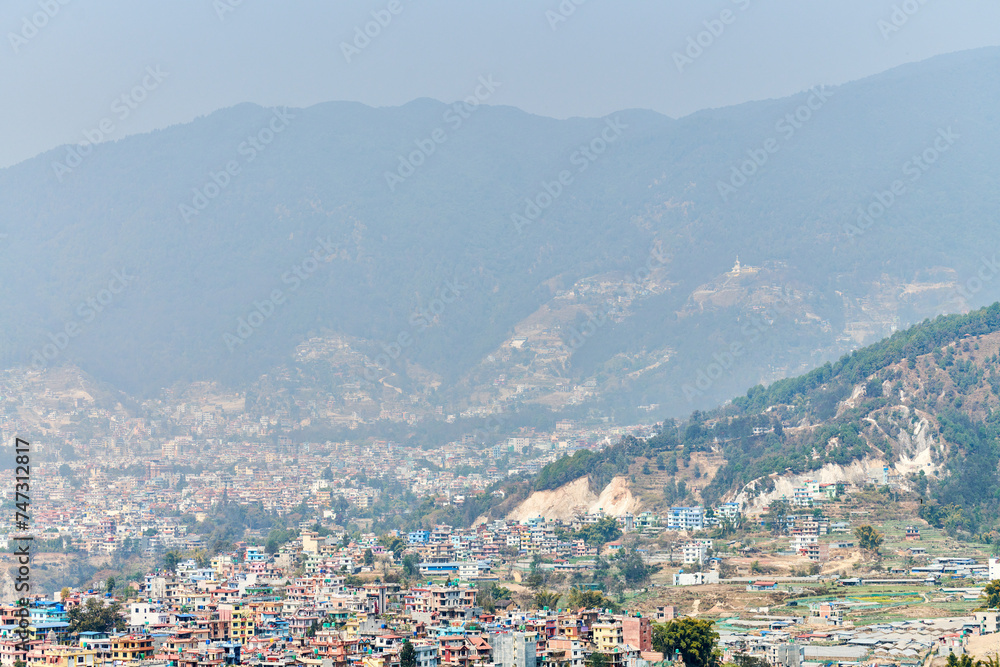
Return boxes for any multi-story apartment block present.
[666,506,704,531]
[492,633,537,667]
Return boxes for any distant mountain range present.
[2,47,999,420]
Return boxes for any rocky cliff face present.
[505,476,642,522]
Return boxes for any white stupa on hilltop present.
[727,255,758,277]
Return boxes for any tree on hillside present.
[476,582,512,612]
[664,480,688,505]
[652,618,720,667]
[400,641,416,667]
[594,555,610,580]
[526,569,545,591]
[982,580,1000,609]
[67,598,126,634]
[401,553,420,576]
[665,453,679,475]
[568,587,619,612]
[855,525,884,559]
[733,654,772,667]
[945,654,976,667]
[266,527,297,555]
[379,535,406,560]
[614,542,653,587]
[578,517,622,547]
[162,550,182,572]
[589,653,609,667]
[765,499,791,535]
[534,590,561,609]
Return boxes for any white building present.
[791,534,818,553]
[673,571,719,586]
[683,541,710,565]
[667,506,704,531]
[716,502,741,519]
[129,601,170,628]
[792,480,821,507]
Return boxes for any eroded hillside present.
[508,304,1000,532]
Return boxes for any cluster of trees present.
[981,580,1000,609]
[567,587,619,612]
[533,589,561,610]
[67,598,127,633]
[401,553,420,576]
[855,525,884,559]
[475,582,512,612]
[521,540,653,606]
[612,543,654,587]
[921,408,1000,534]
[379,535,407,559]
[945,653,1000,667]
[265,527,298,554]
[663,479,689,505]
[763,499,791,535]
[652,618,720,667]
[532,436,658,494]
[573,517,623,547]
[183,493,289,554]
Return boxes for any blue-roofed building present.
[29,601,68,624]
[418,562,461,575]
[27,621,72,642]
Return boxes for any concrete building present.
[976,611,1000,633]
[673,571,719,586]
[655,606,676,622]
[769,644,803,667]
[414,641,440,667]
[682,541,710,565]
[621,616,652,652]
[491,633,537,667]
[666,507,704,531]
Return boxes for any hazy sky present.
[1,0,998,168]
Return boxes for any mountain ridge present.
[1,48,998,422]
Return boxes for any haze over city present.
[3,4,1000,667]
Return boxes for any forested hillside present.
[524,303,1000,536]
